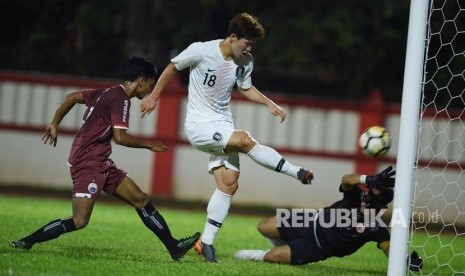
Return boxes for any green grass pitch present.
[1,195,463,275]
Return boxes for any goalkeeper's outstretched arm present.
[379,231,424,271]
[340,174,363,191]
[340,166,396,191]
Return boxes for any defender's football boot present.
[298,168,314,184]
[169,232,201,261]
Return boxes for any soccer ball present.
[359,126,391,157]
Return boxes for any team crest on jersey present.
[236,66,245,78]
[213,132,223,142]
[88,182,98,194]
[355,223,366,234]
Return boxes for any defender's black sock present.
[136,202,177,250]
[22,217,77,245]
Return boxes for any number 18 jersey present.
[171,39,253,123]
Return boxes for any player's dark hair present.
[228,12,265,40]
[122,56,158,82]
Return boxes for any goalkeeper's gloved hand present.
[365,166,396,188]
[407,250,424,271]
[366,166,395,189]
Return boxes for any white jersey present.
[171,39,253,123]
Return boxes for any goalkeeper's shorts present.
[277,218,328,265]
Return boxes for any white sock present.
[201,188,232,245]
[247,144,300,179]
[235,249,270,261]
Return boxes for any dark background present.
[0,0,462,105]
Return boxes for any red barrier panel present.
[151,75,185,197]
[3,70,461,198]
[356,89,385,175]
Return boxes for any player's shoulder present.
[188,39,221,51]
[100,85,121,95]
[234,52,253,67]
[83,87,106,94]
[82,87,108,102]
[99,85,127,102]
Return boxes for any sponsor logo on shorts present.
[213,132,223,142]
[88,182,98,194]
[75,193,92,198]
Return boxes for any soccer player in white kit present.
[141,12,314,263]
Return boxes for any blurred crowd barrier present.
[0,71,463,226]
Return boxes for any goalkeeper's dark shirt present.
[313,185,390,258]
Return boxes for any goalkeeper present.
[235,166,423,271]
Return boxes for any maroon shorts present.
[70,159,126,199]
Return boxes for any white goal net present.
[408,0,465,275]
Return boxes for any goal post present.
[389,0,465,274]
[388,0,430,275]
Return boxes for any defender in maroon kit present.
[11,56,200,261]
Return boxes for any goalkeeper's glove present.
[407,250,424,271]
[366,166,395,189]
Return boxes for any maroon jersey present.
[68,85,130,166]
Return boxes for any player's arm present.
[112,128,169,152]
[340,174,363,191]
[42,91,84,147]
[341,166,396,191]
[238,86,286,123]
[141,63,178,117]
[379,240,424,271]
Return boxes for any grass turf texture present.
[1,195,463,275]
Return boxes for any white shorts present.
[185,121,240,173]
